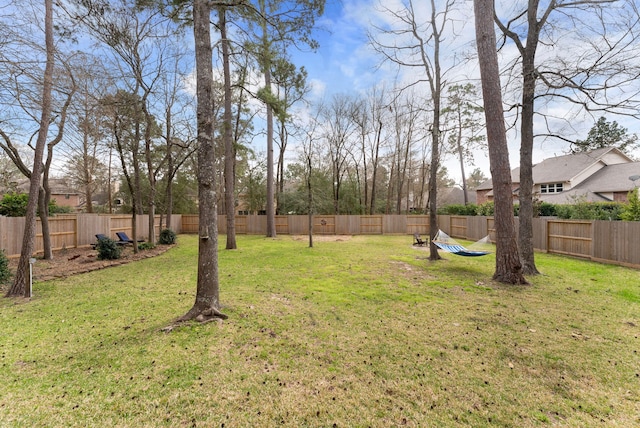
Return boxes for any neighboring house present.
[476,147,640,205]
[15,178,81,211]
[438,187,477,207]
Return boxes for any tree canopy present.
[572,116,639,156]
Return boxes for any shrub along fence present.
[2,213,639,268]
[0,214,182,258]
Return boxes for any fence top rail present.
[547,220,593,225]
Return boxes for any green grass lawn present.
[1,234,639,427]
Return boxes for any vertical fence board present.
[287,215,308,235]
[275,216,289,234]
[438,215,451,235]
[405,215,428,235]
[360,215,383,234]
[181,215,199,234]
[547,220,592,258]
[313,216,336,234]
[449,216,468,238]
[532,218,548,250]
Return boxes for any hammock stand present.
[433,230,491,257]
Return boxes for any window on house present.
[540,183,563,194]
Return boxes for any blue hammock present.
[432,230,492,257]
[432,241,491,257]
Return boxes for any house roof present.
[476,147,633,191]
[531,147,630,184]
[537,189,610,204]
[572,161,640,193]
[438,187,477,206]
[476,167,520,190]
[16,178,80,195]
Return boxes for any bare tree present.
[495,0,640,275]
[71,0,184,247]
[5,0,55,297]
[442,83,486,205]
[61,55,111,214]
[0,152,21,194]
[0,1,75,263]
[157,44,196,231]
[391,95,421,214]
[297,106,323,247]
[320,94,358,214]
[474,0,527,285]
[370,0,462,259]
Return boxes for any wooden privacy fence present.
[182,214,640,268]
[0,214,183,258]
[3,213,640,268]
[180,214,427,236]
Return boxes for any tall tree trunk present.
[307,155,313,248]
[143,101,156,245]
[6,0,55,297]
[108,148,113,214]
[220,7,237,249]
[179,0,226,322]
[277,120,287,214]
[114,119,139,254]
[518,61,539,275]
[370,120,382,215]
[38,185,52,260]
[474,0,527,284]
[517,3,541,276]
[456,110,469,205]
[165,108,174,230]
[41,138,56,260]
[361,134,368,214]
[428,126,440,260]
[83,131,94,213]
[260,0,276,238]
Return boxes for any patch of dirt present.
[289,235,352,242]
[8,244,173,282]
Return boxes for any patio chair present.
[116,231,145,245]
[413,233,428,247]
[93,233,127,249]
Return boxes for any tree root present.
[161,306,228,333]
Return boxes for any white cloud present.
[309,78,326,98]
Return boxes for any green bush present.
[0,193,28,217]
[620,188,640,221]
[138,242,155,251]
[0,249,11,285]
[555,200,623,220]
[96,238,122,260]
[51,204,72,214]
[438,204,479,216]
[476,201,495,216]
[0,192,67,217]
[158,228,177,245]
[537,202,557,217]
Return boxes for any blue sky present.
[287,0,493,183]
[292,1,383,97]
[281,0,640,184]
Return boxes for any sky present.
[279,0,640,185]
